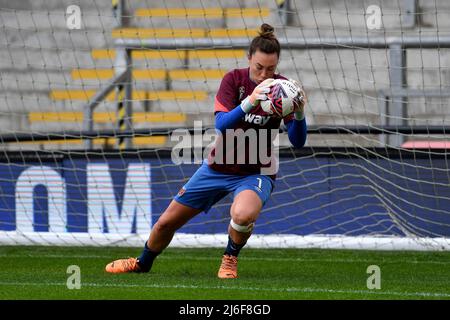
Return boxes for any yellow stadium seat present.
[91,49,188,60]
[134,7,270,19]
[71,69,226,80]
[206,28,258,38]
[187,49,246,59]
[17,136,167,147]
[28,112,187,124]
[168,69,226,80]
[135,8,224,18]
[50,90,208,101]
[91,49,245,60]
[112,28,206,38]
[112,28,258,39]
[224,8,270,18]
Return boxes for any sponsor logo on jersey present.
[244,113,271,126]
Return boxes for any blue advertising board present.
[0,153,448,237]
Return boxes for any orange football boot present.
[105,257,142,273]
[218,254,238,279]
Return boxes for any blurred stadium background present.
[0,0,449,251]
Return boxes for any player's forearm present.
[286,118,307,148]
[215,107,246,133]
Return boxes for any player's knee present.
[231,205,258,225]
[153,218,177,234]
[230,207,256,230]
[231,212,255,226]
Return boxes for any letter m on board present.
[87,163,151,234]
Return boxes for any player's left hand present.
[289,78,307,120]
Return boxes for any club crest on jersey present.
[238,86,245,101]
[244,113,271,126]
[177,187,186,197]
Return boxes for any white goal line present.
[0,232,449,251]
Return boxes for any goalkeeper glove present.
[289,78,307,120]
[240,78,275,113]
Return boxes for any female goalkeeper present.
[105,23,308,278]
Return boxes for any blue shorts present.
[174,162,274,213]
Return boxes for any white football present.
[260,79,302,118]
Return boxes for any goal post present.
[0,0,449,250]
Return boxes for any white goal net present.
[0,0,449,250]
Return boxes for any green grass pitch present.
[0,246,449,300]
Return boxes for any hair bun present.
[248,23,280,57]
[259,23,275,39]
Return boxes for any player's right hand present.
[249,78,275,106]
[241,78,275,113]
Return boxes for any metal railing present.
[82,0,133,150]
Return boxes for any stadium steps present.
[71,69,226,80]
[3,3,264,147]
[134,7,270,19]
[28,111,187,124]
[111,28,259,39]
[90,49,246,60]
[16,136,168,147]
[49,89,208,101]
[131,6,272,29]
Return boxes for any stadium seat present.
[71,69,166,80]
[49,90,208,101]
[34,5,268,151]
[17,136,167,147]
[111,28,259,39]
[91,49,246,60]
[28,112,187,124]
[134,7,270,19]
[71,69,226,80]
[168,69,226,80]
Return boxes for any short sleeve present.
[214,71,237,113]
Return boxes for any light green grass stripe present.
[0,281,449,298]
